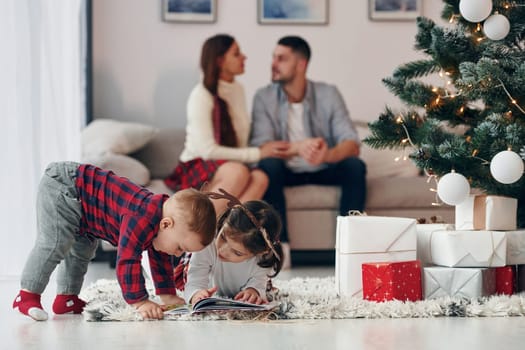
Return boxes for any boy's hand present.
[159,294,185,306]
[234,288,265,305]
[132,300,164,320]
[190,286,218,304]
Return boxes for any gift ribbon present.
[345,211,415,254]
[428,229,498,266]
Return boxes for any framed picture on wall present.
[162,0,216,23]
[369,0,422,21]
[258,0,329,25]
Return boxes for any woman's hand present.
[190,286,218,304]
[234,288,265,305]
[132,299,164,320]
[259,141,291,159]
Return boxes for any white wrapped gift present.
[416,224,455,266]
[335,215,417,297]
[506,230,525,265]
[430,230,507,267]
[455,195,517,231]
[423,266,496,299]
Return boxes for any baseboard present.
[291,250,335,266]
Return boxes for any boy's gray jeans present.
[20,161,98,295]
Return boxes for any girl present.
[176,189,283,305]
[163,34,289,216]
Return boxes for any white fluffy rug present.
[80,277,525,321]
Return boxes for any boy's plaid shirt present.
[76,164,174,304]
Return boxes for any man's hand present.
[190,286,218,304]
[159,294,185,307]
[297,138,328,165]
[132,299,164,320]
[234,288,265,305]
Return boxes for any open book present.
[164,297,278,315]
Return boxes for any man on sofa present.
[250,36,367,268]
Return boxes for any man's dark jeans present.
[258,157,367,243]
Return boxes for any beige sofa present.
[131,126,454,262]
[85,120,454,264]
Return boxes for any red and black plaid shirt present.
[76,164,174,304]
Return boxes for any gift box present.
[416,224,454,266]
[430,230,506,267]
[506,230,525,265]
[335,215,417,297]
[495,266,514,295]
[455,195,517,231]
[362,260,422,302]
[423,266,496,299]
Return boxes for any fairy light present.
[497,78,525,114]
[425,169,443,206]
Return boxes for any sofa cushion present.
[82,119,158,157]
[367,176,439,209]
[285,185,340,210]
[285,176,439,211]
[355,122,421,180]
[131,128,186,179]
[83,153,150,186]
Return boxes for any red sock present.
[13,290,48,321]
[52,294,86,314]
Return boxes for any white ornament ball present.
[437,172,471,206]
[459,0,493,23]
[490,150,524,184]
[483,14,510,40]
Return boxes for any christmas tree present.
[364,0,525,225]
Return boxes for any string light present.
[497,78,525,114]
[425,169,443,206]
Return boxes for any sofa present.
[83,119,454,265]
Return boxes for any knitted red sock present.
[13,290,48,321]
[52,294,86,314]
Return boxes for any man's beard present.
[272,71,291,84]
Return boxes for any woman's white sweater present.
[179,80,260,163]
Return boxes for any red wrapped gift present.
[362,260,422,302]
[495,266,515,295]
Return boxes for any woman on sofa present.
[164,34,289,216]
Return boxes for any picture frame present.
[162,0,216,23]
[368,0,422,21]
[258,0,329,25]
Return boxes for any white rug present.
[80,277,525,321]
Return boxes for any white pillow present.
[356,123,421,180]
[83,153,151,186]
[82,119,158,157]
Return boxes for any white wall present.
[93,0,446,128]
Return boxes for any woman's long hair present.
[200,34,237,147]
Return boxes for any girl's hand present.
[234,288,265,305]
[190,286,218,304]
[132,300,164,320]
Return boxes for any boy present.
[13,161,216,321]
